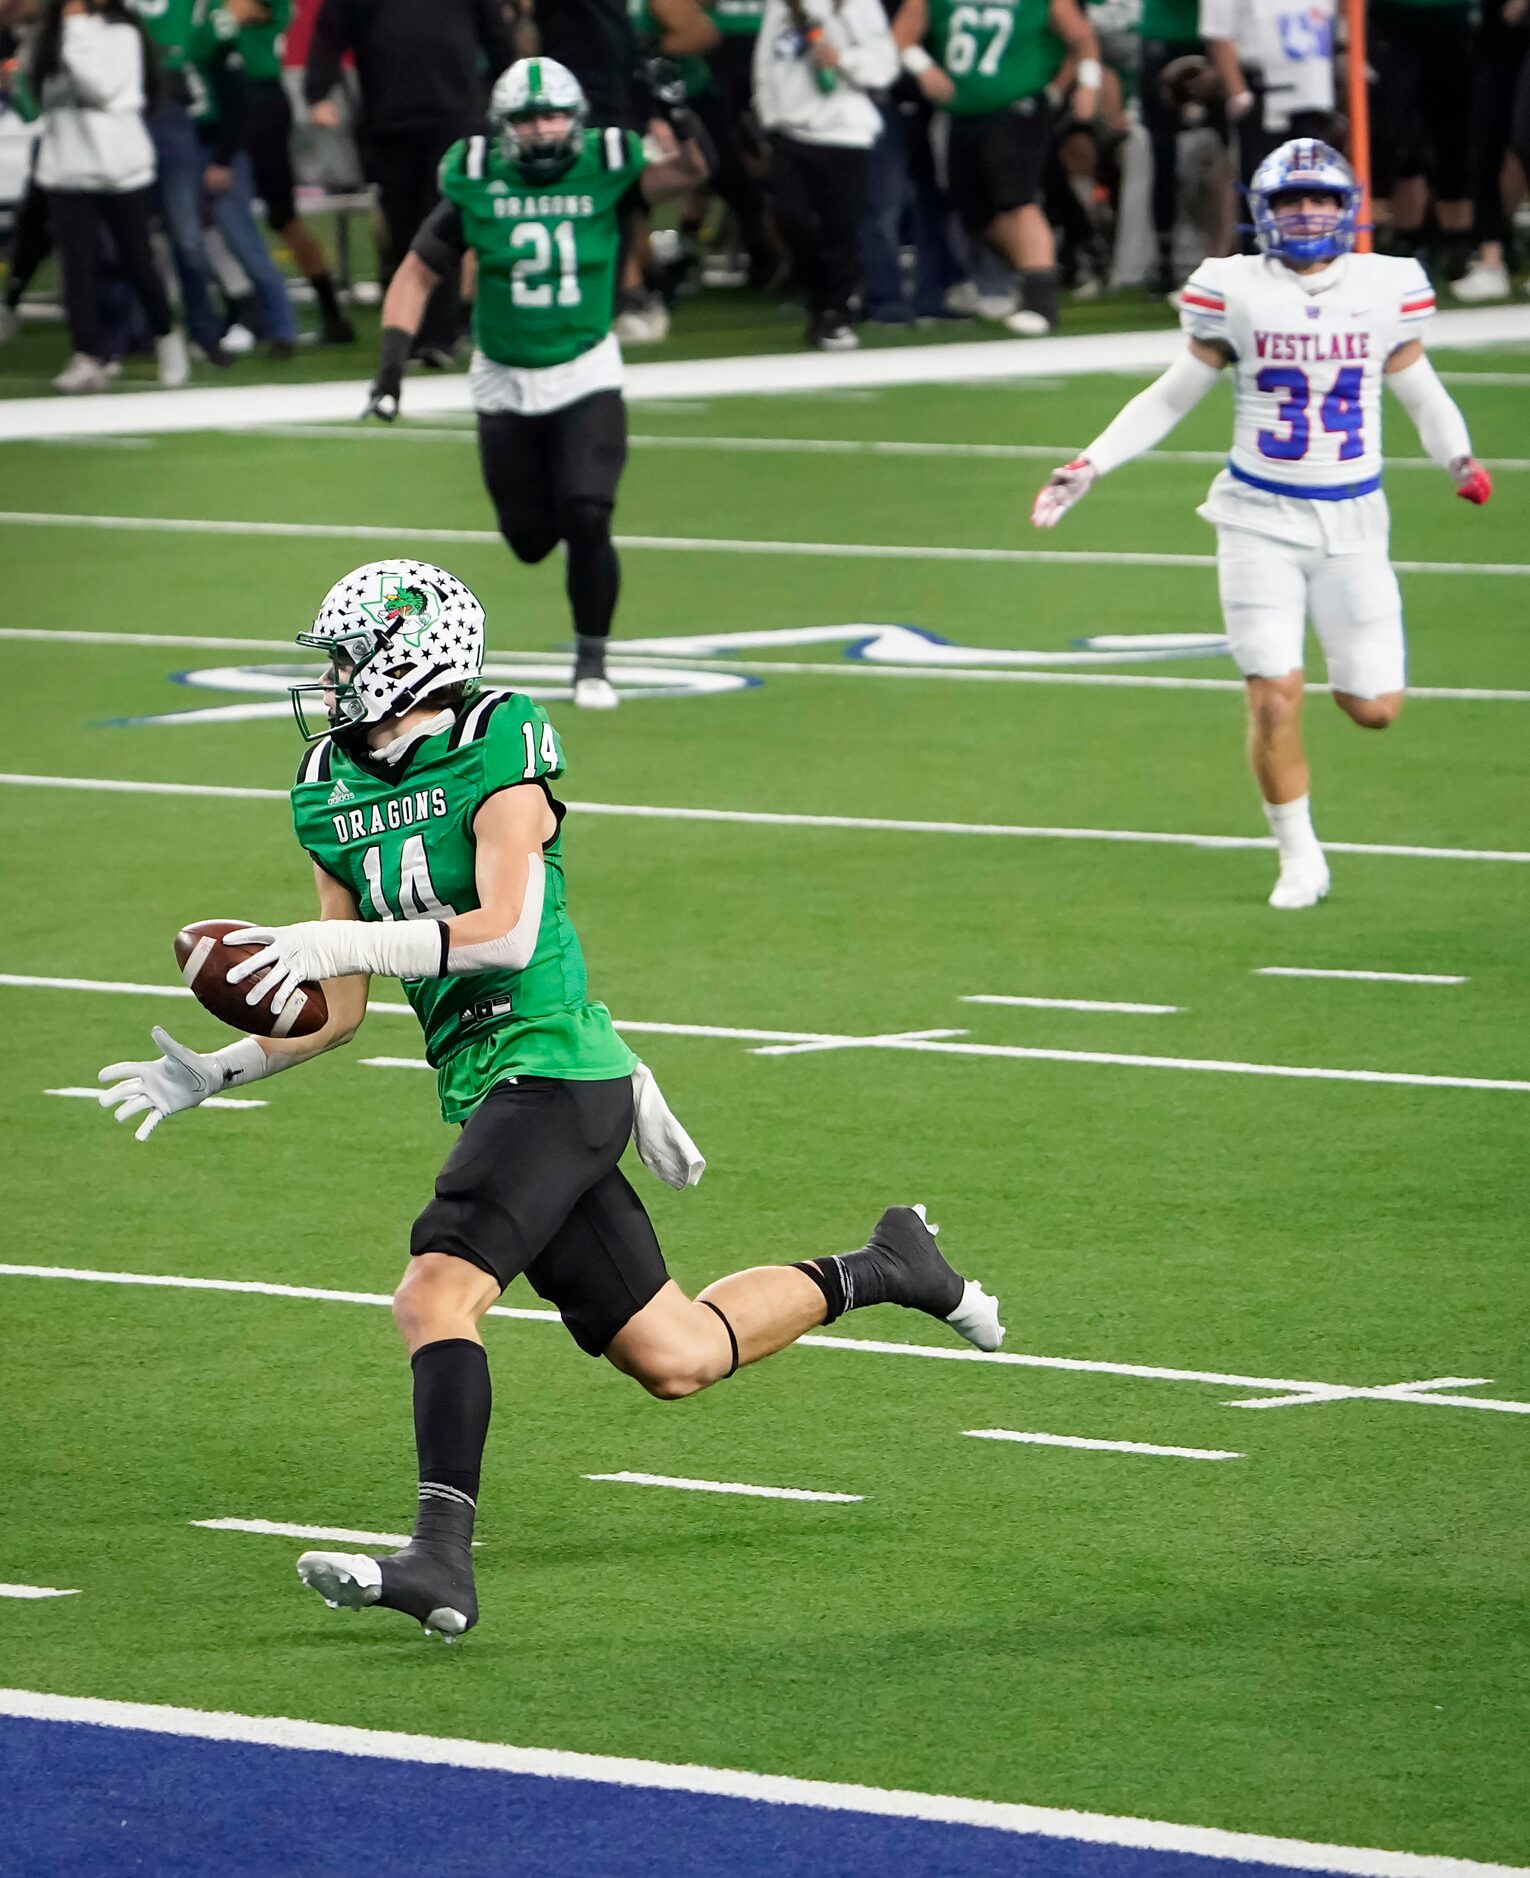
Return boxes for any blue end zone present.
[1,1716,1349,1878]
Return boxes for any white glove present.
[98,1026,223,1142]
[1031,456,1097,528]
[226,918,441,1013]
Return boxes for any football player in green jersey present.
[98,559,1005,1641]
[893,0,1101,333]
[365,58,709,711]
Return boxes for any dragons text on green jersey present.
[292,690,635,1123]
[439,128,647,371]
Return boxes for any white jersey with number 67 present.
[1179,251,1435,504]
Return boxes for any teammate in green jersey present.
[365,58,708,711]
[98,558,1006,1641]
[893,0,1101,333]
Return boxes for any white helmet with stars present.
[489,58,588,181]
[291,559,485,745]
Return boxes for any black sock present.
[575,631,610,680]
[566,535,620,641]
[1020,267,1060,329]
[409,1338,490,1553]
[794,1258,845,1324]
[309,270,342,322]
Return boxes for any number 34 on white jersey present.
[1179,251,1435,500]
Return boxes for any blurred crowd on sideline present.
[0,0,1525,390]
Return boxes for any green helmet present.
[489,58,588,183]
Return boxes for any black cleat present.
[859,1204,1005,1351]
[296,1542,478,1640]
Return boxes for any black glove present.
[642,55,688,116]
[364,325,411,422]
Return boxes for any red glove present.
[1453,458,1493,505]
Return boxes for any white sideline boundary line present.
[4,772,1529,865]
[585,1473,862,1503]
[192,1518,410,1547]
[2,1263,1526,1416]
[964,1430,1242,1460]
[0,1585,79,1600]
[0,1689,1522,1877]
[0,508,1525,578]
[1254,968,1468,986]
[0,305,1523,439]
[7,627,1528,701]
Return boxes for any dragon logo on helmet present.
[290,559,486,746]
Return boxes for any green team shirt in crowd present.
[230,0,290,82]
[928,0,1065,114]
[127,0,207,74]
[712,0,764,35]
[1136,0,1199,37]
[436,129,647,370]
[627,0,713,95]
[291,691,636,1125]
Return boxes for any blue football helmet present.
[1248,139,1361,265]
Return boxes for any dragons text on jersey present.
[439,127,647,370]
[293,690,635,1123]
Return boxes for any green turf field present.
[2,342,1528,1868]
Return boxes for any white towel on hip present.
[630,1062,706,1189]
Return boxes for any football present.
[173,918,328,1040]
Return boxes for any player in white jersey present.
[1031,140,1493,908]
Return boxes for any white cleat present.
[909,1201,1005,1352]
[296,1550,382,1610]
[1002,309,1052,337]
[573,676,620,710]
[1268,856,1331,910]
[947,1279,1005,1353]
[52,352,111,394]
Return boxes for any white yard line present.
[5,971,1526,1097]
[49,1085,266,1110]
[2,1262,1525,1416]
[1254,967,1468,986]
[584,1473,862,1502]
[749,1026,967,1057]
[362,1042,1530,1096]
[217,425,1530,475]
[5,771,1528,865]
[0,1585,79,1599]
[7,627,1528,702]
[4,1690,1525,1877]
[964,1430,1242,1460]
[191,1517,409,1546]
[963,995,1179,1015]
[0,509,1525,577]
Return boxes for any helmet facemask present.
[489,58,588,184]
[1248,139,1361,266]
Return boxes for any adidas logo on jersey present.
[327,779,355,806]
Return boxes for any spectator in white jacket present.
[24,0,187,391]
[754,0,898,349]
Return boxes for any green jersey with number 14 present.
[927,0,1063,114]
[438,128,647,371]
[291,691,636,1125]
